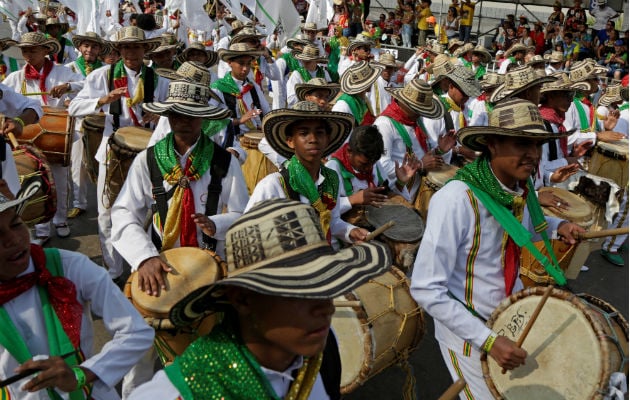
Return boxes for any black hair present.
[347,125,384,163]
[136,13,157,31]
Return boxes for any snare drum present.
[124,247,227,365]
[589,139,629,190]
[520,187,595,287]
[12,145,56,226]
[19,106,75,166]
[331,266,425,394]
[414,164,459,220]
[481,287,628,400]
[105,126,152,207]
[240,131,278,194]
[81,113,105,184]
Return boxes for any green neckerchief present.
[296,65,325,83]
[439,95,452,112]
[573,96,590,131]
[202,119,231,138]
[0,248,88,400]
[211,73,240,95]
[165,322,279,400]
[113,59,158,87]
[619,102,629,111]
[508,56,516,64]
[453,157,566,285]
[154,132,214,179]
[338,93,367,124]
[282,52,301,73]
[460,57,472,68]
[331,158,384,195]
[387,117,413,152]
[286,155,339,205]
[474,64,485,80]
[75,56,103,77]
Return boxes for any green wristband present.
[13,117,25,128]
[72,366,87,390]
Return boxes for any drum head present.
[538,187,593,228]
[483,287,612,400]
[597,139,629,159]
[366,204,424,242]
[113,126,153,150]
[426,164,459,186]
[130,248,224,327]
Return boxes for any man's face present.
[448,82,469,108]
[151,49,176,69]
[353,45,371,60]
[286,119,331,165]
[304,29,317,41]
[186,49,209,64]
[487,135,543,188]
[228,56,254,81]
[79,40,102,63]
[547,90,575,113]
[564,36,573,45]
[347,148,376,175]
[381,66,396,81]
[0,208,31,282]
[119,43,148,70]
[514,50,525,61]
[21,46,49,67]
[304,89,331,110]
[168,112,203,137]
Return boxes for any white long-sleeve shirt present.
[367,76,400,116]
[285,67,332,107]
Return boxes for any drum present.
[414,164,459,220]
[19,106,75,166]
[104,126,152,208]
[81,113,105,184]
[12,145,56,226]
[481,287,628,400]
[365,203,424,271]
[589,139,629,190]
[239,131,278,194]
[520,187,595,287]
[124,247,227,365]
[331,266,425,394]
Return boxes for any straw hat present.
[526,54,546,66]
[110,26,161,52]
[386,79,445,119]
[346,34,374,56]
[71,32,112,56]
[212,199,390,299]
[147,33,181,55]
[453,42,474,57]
[286,34,310,50]
[301,22,327,32]
[598,84,625,106]
[16,32,61,55]
[471,45,492,64]
[424,41,445,55]
[489,65,556,103]
[0,38,17,52]
[230,20,245,35]
[263,101,354,159]
[443,66,482,97]
[143,81,232,119]
[230,27,266,45]
[429,54,456,87]
[45,17,61,26]
[447,38,464,52]
[218,42,264,62]
[295,78,340,102]
[340,61,384,95]
[480,72,505,90]
[177,42,219,67]
[540,72,590,94]
[370,52,401,68]
[295,44,327,62]
[156,61,213,86]
[544,50,564,63]
[505,43,532,58]
[569,59,608,82]
[458,98,574,152]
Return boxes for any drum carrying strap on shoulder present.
[279,167,301,201]
[108,64,155,131]
[543,120,560,162]
[147,143,232,251]
[222,82,262,139]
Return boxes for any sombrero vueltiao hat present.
[597,84,625,106]
[447,38,464,53]
[386,79,445,119]
[147,33,181,55]
[143,81,231,119]
[480,72,505,91]
[218,42,264,62]
[544,50,565,63]
[458,98,575,152]
[540,72,590,94]
[156,61,213,86]
[424,41,445,55]
[346,34,374,56]
[294,44,327,63]
[286,34,310,50]
[295,78,340,102]
[370,52,402,69]
[569,59,608,82]
[185,199,390,308]
[230,20,245,35]
[16,32,61,55]
[263,101,354,159]
[453,42,474,57]
[489,65,555,103]
[526,54,546,67]
[230,27,266,45]
[428,54,456,86]
[340,60,383,95]
[442,66,482,98]
[0,38,17,52]
[301,22,327,32]
[71,31,112,56]
[177,42,219,68]
[505,43,533,58]
[471,45,492,64]
[110,26,161,52]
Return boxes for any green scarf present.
[474,64,485,80]
[75,56,103,77]
[573,95,591,132]
[202,119,231,138]
[210,73,241,95]
[338,93,367,124]
[282,52,301,73]
[328,37,341,82]
[153,131,213,180]
[297,66,325,83]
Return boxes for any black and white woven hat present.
[142,81,231,119]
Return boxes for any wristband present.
[483,332,498,353]
[12,117,25,128]
[396,178,406,187]
[434,147,445,155]
[72,366,87,390]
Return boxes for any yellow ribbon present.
[285,352,323,400]
[312,198,332,239]
[126,76,144,108]
[159,165,186,250]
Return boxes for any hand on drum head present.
[349,227,370,243]
[395,153,420,184]
[603,111,620,131]
[537,189,570,211]
[420,153,444,171]
[437,129,457,154]
[569,140,594,159]
[557,221,586,245]
[489,336,527,371]
[141,112,160,125]
[549,163,580,184]
[597,130,626,143]
[192,213,216,237]
[137,256,173,297]
[349,187,388,207]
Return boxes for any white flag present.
[165,0,213,32]
[241,0,301,40]
[305,0,329,31]
[220,0,249,24]
[0,0,37,21]
[56,0,100,34]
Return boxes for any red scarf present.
[380,100,430,152]
[330,143,376,187]
[180,158,198,247]
[237,82,253,99]
[581,96,595,126]
[24,59,54,105]
[251,59,264,87]
[0,245,83,348]
[539,105,568,156]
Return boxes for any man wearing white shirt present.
[286,44,331,107]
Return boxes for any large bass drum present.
[12,145,56,226]
[19,106,74,166]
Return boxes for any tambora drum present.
[481,287,628,400]
[520,187,595,287]
[12,145,56,226]
[104,126,152,207]
[331,266,425,394]
[19,106,75,166]
[124,247,227,365]
[239,131,277,194]
[589,139,628,190]
[414,164,459,220]
[81,113,105,184]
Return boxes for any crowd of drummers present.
[0,0,628,399]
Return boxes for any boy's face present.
[228,55,254,81]
[487,135,544,187]
[304,89,330,110]
[286,119,330,164]
[0,208,31,282]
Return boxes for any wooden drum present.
[19,106,75,166]
[12,145,57,226]
[589,139,629,190]
[414,164,459,220]
[239,131,277,194]
[81,113,105,184]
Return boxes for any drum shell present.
[239,131,277,194]
[19,106,74,166]
[12,145,57,226]
[414,164,459,220]
[589,140,629,190]
[331,266,425,394]
[481,287,628,400]
[81,113,105,184]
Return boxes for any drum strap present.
[544,120,560,162]
[318,331,342,400]
[147,143,231,251]
[223,84,262,139]
[279,167,301,202]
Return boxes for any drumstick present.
[333,300,361,307]
[0,350,78,388]
[501,285,554,374]
[22,91,77,96]
[6,132,19,149]
[437,379,467,400]
[365,221,396,241]
[576,227,629,240]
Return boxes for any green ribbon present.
[338,93,367,124]
[154,132,214,179]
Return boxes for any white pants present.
[439,342,494,400]
[602,186,629,253]
[34,163,69,237]
[70,128,88,210]
[97,161,124,279]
